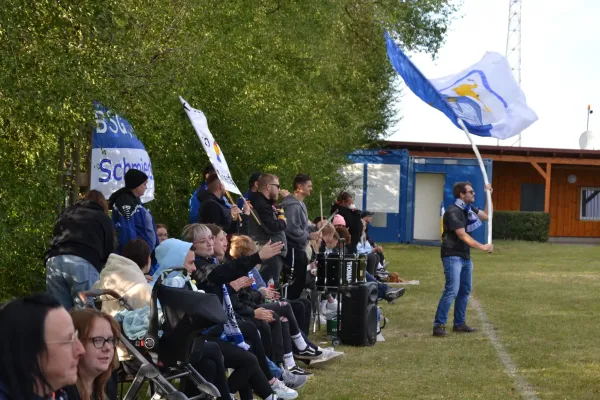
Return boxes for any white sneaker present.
[271,379,298,399]
[311,347,344,364]
[377,333,385,342]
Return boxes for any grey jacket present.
[280,195,313,250]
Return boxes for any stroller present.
[77,267,228,400]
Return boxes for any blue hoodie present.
[151,238,193,285]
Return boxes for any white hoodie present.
[94,253,152,316]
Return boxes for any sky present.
[387,0,600,150]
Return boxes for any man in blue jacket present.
[108,169,159,254]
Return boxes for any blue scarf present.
[454,199,483,233]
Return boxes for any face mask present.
[349,204,356,210]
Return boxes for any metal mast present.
[501,0,523,146]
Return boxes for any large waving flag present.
[385,32,537,139]
[180,97,242,195]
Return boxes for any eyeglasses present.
[194,236,215,245]
[269,183,281,189]
[86,336,118,349]
[47,330,79,347]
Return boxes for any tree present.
[0,0,457,300]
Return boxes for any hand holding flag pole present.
[385,31,538,249]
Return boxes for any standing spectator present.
[189,164,231,224]
[433,182,493,337]
[280,174,321,300]
[248,174,288,286]
[197,174,245,235]
[330,192,363,253]
[237,172,262,209]
[108,169,159,254]
[45,190,115,310]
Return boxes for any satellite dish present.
[579,130,600,150]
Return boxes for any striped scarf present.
[454,199,483,233]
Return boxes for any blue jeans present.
[46,255,100,310]
[365,271,388,299]
[434,256,473,327]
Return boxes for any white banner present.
[90,103,154,203]
[180,96,242,195]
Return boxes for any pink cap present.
[333,215,346,226]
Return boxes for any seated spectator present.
[228,235,322,375]
[65,309,120,400]
[94,239,153,316]
[156,236,296,400]
[45,190,114,310]
[0,293,85,400]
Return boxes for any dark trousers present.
[204,338,273,400]
[290,298,311,336]
[181,341,229,400]
[242,315,285,367]
[284,248,308,300]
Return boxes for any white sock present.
[291,332,308,350]
[284,352,295,368]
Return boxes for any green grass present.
[297,241,600,400]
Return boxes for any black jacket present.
[247,192,287,256]
[45,200,115,272]
[192,254,262,303]
[197,190,239,235]
[330,203,363,253]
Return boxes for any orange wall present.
[549,167,600,237]
[493,162,600,237]
[492,162,544,211]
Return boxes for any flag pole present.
[225,191,261,225]
[457,119,493,246]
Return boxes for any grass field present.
[297,241,600,400]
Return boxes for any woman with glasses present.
[65,309,119,400]
[0,293,85,400]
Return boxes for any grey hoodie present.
[280,195,312,250]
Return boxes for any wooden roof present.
[383,141,600,166]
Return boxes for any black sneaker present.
[293,346,322,360]
[453,323,477,333]
[384,287,406,304]
[433,325,447,337]
[288,365,314,376]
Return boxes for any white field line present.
[470,297,540,400]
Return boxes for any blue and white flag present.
[91,102,155,203]
[385,32,538,139]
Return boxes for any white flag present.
[180,97,242,195]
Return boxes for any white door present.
[413,173,445,241]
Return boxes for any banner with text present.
[91,102,155,203]
[180,96,241,195]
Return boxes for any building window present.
[520,184,545,212]
[580,187,600,220]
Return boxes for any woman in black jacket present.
[330,192,363,254]
[45,190,115,310]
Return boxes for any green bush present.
[492,211,550,242]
